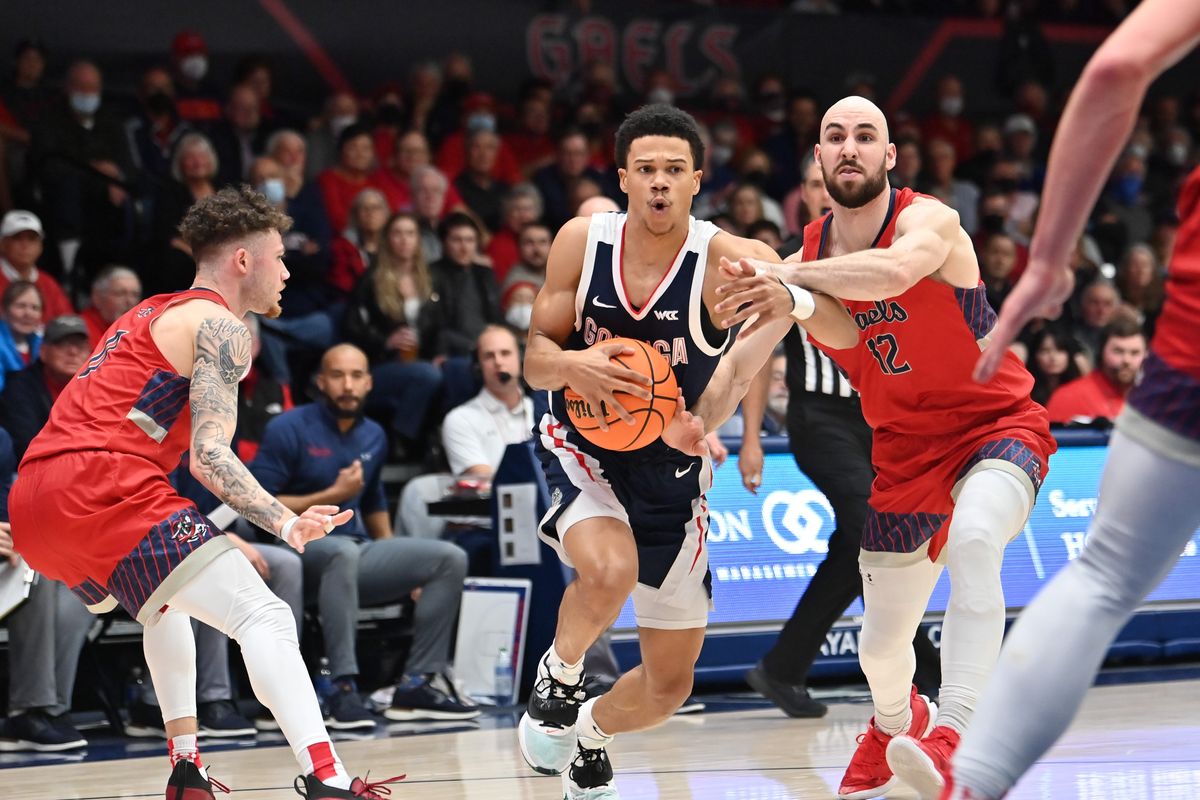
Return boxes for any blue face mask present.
[258,177,286,206]
[1113,174,1144,205]
[70,92,101,116]
[466,112,496,133]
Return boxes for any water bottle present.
[125,666,146,708]
[315,657,335,701]
[494,647,514,706]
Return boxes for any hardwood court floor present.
[4,679,1198,799]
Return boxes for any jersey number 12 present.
[866,333,911,375]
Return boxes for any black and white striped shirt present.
[783,325,858,400]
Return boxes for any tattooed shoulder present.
[195,317,251,386]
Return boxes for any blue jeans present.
[367,359,443,440]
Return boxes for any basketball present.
[564,337,678,451]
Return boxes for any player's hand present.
[0,522,18,566]
[714,257,795,335]
[284,505,355,553]
[739,436,764,495]
[706,432,728,467]
[331,459,364,503]
[565,342,653,431]
[975,260,1075,383]
[662,390,709,458]
[227,532,270,580]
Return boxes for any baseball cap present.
[0,210,43,239]
[44,315,89,344]
[172,30,208,57]
[1004,113,1037,137]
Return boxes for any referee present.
[741,197,940,718]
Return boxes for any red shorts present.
[864,404,1056,563]
[10,451,229,622]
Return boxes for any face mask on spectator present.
[466,112,496,133]
[1168,142,1189,166]
[711,144,733,167]
[981,213,1007,234]
[647,87,674,106]
[940,96,963,117]
[376,102,403,125]
[180,55,208,82]
[506,303,533,330]
[258,178,286,205]
[330,114,357,139]
[768,395,788,419]
[70,92,101,116]
[1113,174,1144,205]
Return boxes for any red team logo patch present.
[171,512,208,545]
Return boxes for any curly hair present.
[178,185,293,263]
[614,104,705,170]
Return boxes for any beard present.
[823,162,888,209]
[324,394,365,420]
[266,302,283,319]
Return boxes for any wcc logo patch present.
[171,512,209,545]
[78,329,129,379]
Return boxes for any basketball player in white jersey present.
[519,104,857,798]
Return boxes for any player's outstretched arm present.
[975,0,1200,381]
[524,217,652,430]
[188,315,351,551]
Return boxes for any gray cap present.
[0,210,43,239]
[44,314,89,344]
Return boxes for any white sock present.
[543,642,583,685]
[875,705,912,737]
[168,733,208,779]
[576,697,614,750]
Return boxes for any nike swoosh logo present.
[592,296,617,309]
[675,464,694,478]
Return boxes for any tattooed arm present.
[188,315,352,550]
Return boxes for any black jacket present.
[0,361,54,462]
[422,259,502,359]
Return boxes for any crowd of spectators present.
[0,2,1185,747]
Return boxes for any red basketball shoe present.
[293,773,406,799]
[837,686,936,799]
[887,724,961,799]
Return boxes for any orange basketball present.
[564,337,679,452]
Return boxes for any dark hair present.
[1099,317,1146,352]
[746,219,782,240]
[1025,325,1083,406]
[178,185,293,263]
[614,104,705,170]
[518,221,552,241]
[233,54,271,86]
[2,279,41,310]
[336,122,372,153]
[438,211,479,241]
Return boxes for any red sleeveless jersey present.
[21,288,228,473]
[1153,164,1200,380]
[801,188,1047,440]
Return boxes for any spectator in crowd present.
[80,265,141,346]
[343,212,443,458]
[453,128,510,234]
[250,153,330,318]
[1092,145,1154,261]
[507,94,556,176]
[374,130,464,215]
[501,281,537,337]
[921,74,974,163]
[123,66,189,186]
[422,213,501,361]
[329,187,389,299]
[235,54,297,130]
[533,129,609,230]
[305,90,360,180]
[29,59,134,278]
[2,38,53,134]
[487,183,543,283]
[891,138,923,190]
[211,83,269,186]
[0,281,42,389]
[1115,242,1166,333]
[411,165,454,263]
[781,156,832,249]
[405,61,442,140]
[250,344,477,725]
[1073,279,1123,362]
[747,219,784,251]
[718,349,789,439]
[0,425,93,752]
[148,132,218,295]
[923,137,980,235]
[318,123,380,234]
[1047,319,1147,424]
[762,90,820,200]
[0,315,89,461]
[727,182,769,235]
[0,210,73,322]
[168,30,220,124]
[980,232,1019,312]
[436,92,522,187]
[501,222,551,296]
[1025,326,1085,409]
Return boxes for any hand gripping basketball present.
[282,505,355,553]
[565,337,679,451]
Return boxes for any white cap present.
[0,210,43,239]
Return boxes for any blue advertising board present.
[615,443,1200,630]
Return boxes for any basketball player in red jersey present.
[519,105,857,799]
[718,96,1055,800]
[8,187,401,800]
[947,5,1200,799]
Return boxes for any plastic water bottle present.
[315,657,335,701]
[494,647,514,706]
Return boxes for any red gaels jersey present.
[1152,164,1200,380]
[21,288,229,474]
[801,188,1046,439]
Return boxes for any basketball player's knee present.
[858,626,911,673]
[228,593,297,646]
[947,533,1005,616]
[576,558,638,605]
[645,670,693,716]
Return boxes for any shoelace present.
[852,731,888,770]
[208,775,231,795]
[532,673,585,730]
[353,773,407,798]
[571,745,608,778]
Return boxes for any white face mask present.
[180,55,208,82]
[330,114,357,139]
[505,303,533,330]
[69,92,100,116]
[940,96,963,117]
[647,87,674,106]
[768,395,788,419]
[258,177,286,205]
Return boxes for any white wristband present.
[783,282,816,321]
[280,516,299,546]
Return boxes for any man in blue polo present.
[251,343,477,726]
